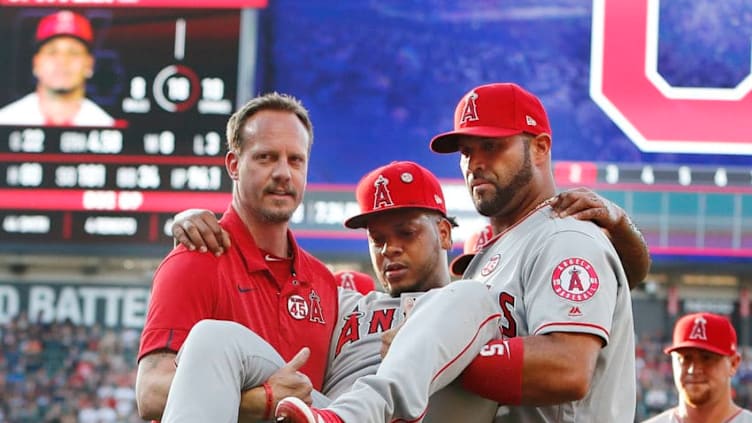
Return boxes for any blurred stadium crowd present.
[4,317,752,422]
[0,314,140,423]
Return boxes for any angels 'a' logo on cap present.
[373,174,394,209]
[689,316,708,341]
[339,272,357,291]
[460,91,479,124]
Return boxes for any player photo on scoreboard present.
[0,7,242,130]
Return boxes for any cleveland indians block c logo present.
[590,0,752,155]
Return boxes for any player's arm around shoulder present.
[552,188,651,289]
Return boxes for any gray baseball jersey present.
[323,288,402,399]
[325,280,502,423]
[464,204,636,422]
[324,287,499,423]
[642,407,752,422]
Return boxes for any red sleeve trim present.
[533,321,609,340]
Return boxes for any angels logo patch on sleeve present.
[551,258,600,302]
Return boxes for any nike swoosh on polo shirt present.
[237,285,255,293]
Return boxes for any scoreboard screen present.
[0,4,261,255]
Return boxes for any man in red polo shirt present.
[135,92,338,422]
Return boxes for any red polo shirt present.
[138,205,338,389]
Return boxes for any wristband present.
[262,382,274,420]
[461,337,524,405]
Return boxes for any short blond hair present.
[225,92,313,152]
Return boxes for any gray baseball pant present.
[161,319,330,423]
[328,280,502,423]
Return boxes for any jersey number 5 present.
[498,292,517,338]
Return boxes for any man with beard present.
[643,312,752,423]
[276,82,638,423]
[0,10,114,126]
[135,92,339,422]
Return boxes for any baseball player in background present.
[449,224,493,277]
[275,82,638,422]
[170,162,649,423]
[642,312,752,423]
[0,10,115,127]
[333,270,376,295]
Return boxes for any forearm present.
[518,335,597,404]
[552,189,651,289]
[135,351,177,420]
[462,333,600,406]
[238,386,270,423]
[606,213,651,289]
[136,376,172,419]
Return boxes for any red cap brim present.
[37,35,92,50]
[344,205,446,229]
[664,341,733,356]
[430,126,523,153]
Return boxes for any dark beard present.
[475,144,533,217]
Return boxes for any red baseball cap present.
[664,312,737,356]
[334,270,375,295]
[36,11,94,48]
[345,161,447,229]
[450,224,493,277]
[430,83,551,154]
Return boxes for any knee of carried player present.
[184,319,246,351]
